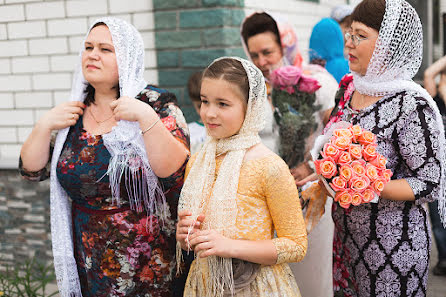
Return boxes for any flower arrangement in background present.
[312,122,392,208]
[270,65,321,168]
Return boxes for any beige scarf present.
[177,57,267,296]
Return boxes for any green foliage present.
[272,87,321,168]
[0,258,58,297]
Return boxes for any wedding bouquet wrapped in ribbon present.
[311,121,393,208]
[270,65,321,168]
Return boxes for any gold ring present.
[72,114,75,120]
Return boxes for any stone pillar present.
[153,0,246,122]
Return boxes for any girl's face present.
[345,21,379,76]
[81,25,119,89]
[200,78,247,140]
[247,31,283,79]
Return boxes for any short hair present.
[350,0,386,32]
[203,59,249,103]
[241,12,282,49]
[187,71,203,102]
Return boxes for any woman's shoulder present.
[137,84,178,107]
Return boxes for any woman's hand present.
[188,229,234,259]
[176,210,205,251]
[110,96,157,123]
[290,162,313,184]
[37,101,85,131]
[295,172,318,187]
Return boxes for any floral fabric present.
[20,85,190,297]
[328,76,443,297]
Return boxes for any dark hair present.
[83,22,120,106]
[187,71,203,102]
[241,12,282,49]
[350,0,386,32]
[202,59,249,102]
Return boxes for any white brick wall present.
[0,0,157,166]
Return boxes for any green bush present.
[0,258,58,297]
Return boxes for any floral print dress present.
[20,86,190,297]
[328,75,443,297]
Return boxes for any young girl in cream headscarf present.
[176,57,307,297]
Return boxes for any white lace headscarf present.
[177,57,267,296]
[50,17,166,297]
[352,0,446,225]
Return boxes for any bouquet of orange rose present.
[311,121,393,208]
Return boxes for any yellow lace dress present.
[183,154,307,297]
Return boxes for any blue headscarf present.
[309,18,349,83]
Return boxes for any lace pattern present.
[177,57,267,297]
[50,18,165,296]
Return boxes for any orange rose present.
[362,144,378,162]
[370,153,387,169]
[362,188,376,203]
[314,157,337,179]
[331,136,351,151]
[349,125,363,141]
[339,164,353,182]
[357,130,376,146]
[338,151,353,166]
[334,128,353,140]
[351,192,363,206]
[365,164,379,181]
[335,190,352,205]
[380,169,393,182]
[322,143,341,161]
[349,175,370,192]
[372,178,386,193]
[330,176,348,192]
[351,160,366,176]
[349,144,362,160]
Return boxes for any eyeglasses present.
[344,32,368,46]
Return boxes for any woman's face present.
[82,25,119,89]
[345,21,379,76]
[247,31,283,79]
[200,78,247,140]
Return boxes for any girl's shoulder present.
[243,144,290,177]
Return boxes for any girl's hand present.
[296,172,318,187]
[110,96,157,123]
[176,210,205,251]
[188,229,234,259]
[37,101,85,131]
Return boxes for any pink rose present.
[357,130,376,146]
[365,164,379,182]
[314,157,337,179]
[334,128,353,140]
[362,144,378,162]
[348,144,362,160]
[380,169,393,183]
[339,164,353,182]
[335,190,352,205]
[338,151,353,166]
[351,160,366,176]
[349,125,363,142]
[331,136,351,151]
[349,174,370,192]
[351,192,363,206]
[369,153,387,170]
[372,178,386,193]
[270,66,302,94]
[322,143,341,161]
[298,75,321,93]
[362,188,376,203]
[330,176,348,192]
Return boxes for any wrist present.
[35,118,53,134]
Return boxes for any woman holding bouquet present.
[241,12,337,297]
[324,0,446,295]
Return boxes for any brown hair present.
[241,12,282,49]
[202,58,249,102]
[187,71,203,102]
[83,22,120,106]
[350,0,386,32]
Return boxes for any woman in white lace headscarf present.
[319,0,446,295]
[19,18,190,297]
[176,57,307,297]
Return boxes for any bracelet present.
[140,118,160,135]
